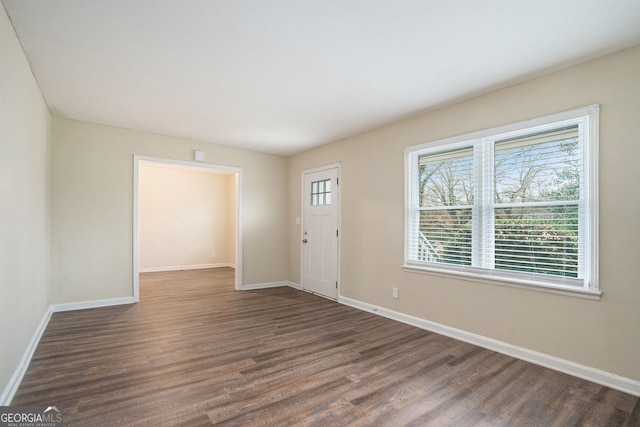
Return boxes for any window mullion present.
[405,105,598,293]
[577,119,587,282]
[408,152,420,261]
[472,143,480,268]
[486,139,496,270]
[474,140,495,269]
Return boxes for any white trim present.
[133,157,140,302]
[235,170,243,291]
[139,263,235,273]
[241,281,289,290]
[404,105,600,295]
[1,296,137,404]
[338,295,640,397]
[0,307,53,405]
[405,105,599,155]
[300,162,343,175]
[133,155,243,298]
[401,265,601,300]
[300,162,342,299]
[287,281,302,290]
[6,290,636,410]
[586,105,600,291]
[52,297,135,312]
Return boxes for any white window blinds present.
[405,106,599,292]
[417,148,474,266]
[492,126,581,279]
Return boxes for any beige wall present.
[287,45,640,382]
[52,118,287,302]
[139,162,236,270]
[2,0,638,397]
[0,9,52,397]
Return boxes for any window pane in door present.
[310,179,332,206]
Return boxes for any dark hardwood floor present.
[12,268,640,426]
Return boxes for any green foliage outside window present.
[418,135,580,278]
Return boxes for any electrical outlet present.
[211,252,216,258]
[392,287,399,299]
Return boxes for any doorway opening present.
[133,155,242,302]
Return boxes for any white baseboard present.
[240,281,302,291]
[287,281,302,290]
[8,288,636,408]
[1,296,135,404]
[52,297,136,312]
[139,263,235,273]
[242,281,289,290]
[338,295,640,398]
[0,306,53,405]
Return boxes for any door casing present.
[133,154,243,302]
[300,163,341,299]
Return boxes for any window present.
[405,106,599,296]
[311,179,331,206]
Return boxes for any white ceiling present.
[4,1,640,155]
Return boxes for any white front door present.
[301,166,339,299]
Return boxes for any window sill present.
[401,264,601,300]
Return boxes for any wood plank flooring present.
[12,268,640,426]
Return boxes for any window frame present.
[403,105,600,299]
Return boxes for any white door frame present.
[300,162,341,299]
[133,154,243,302]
